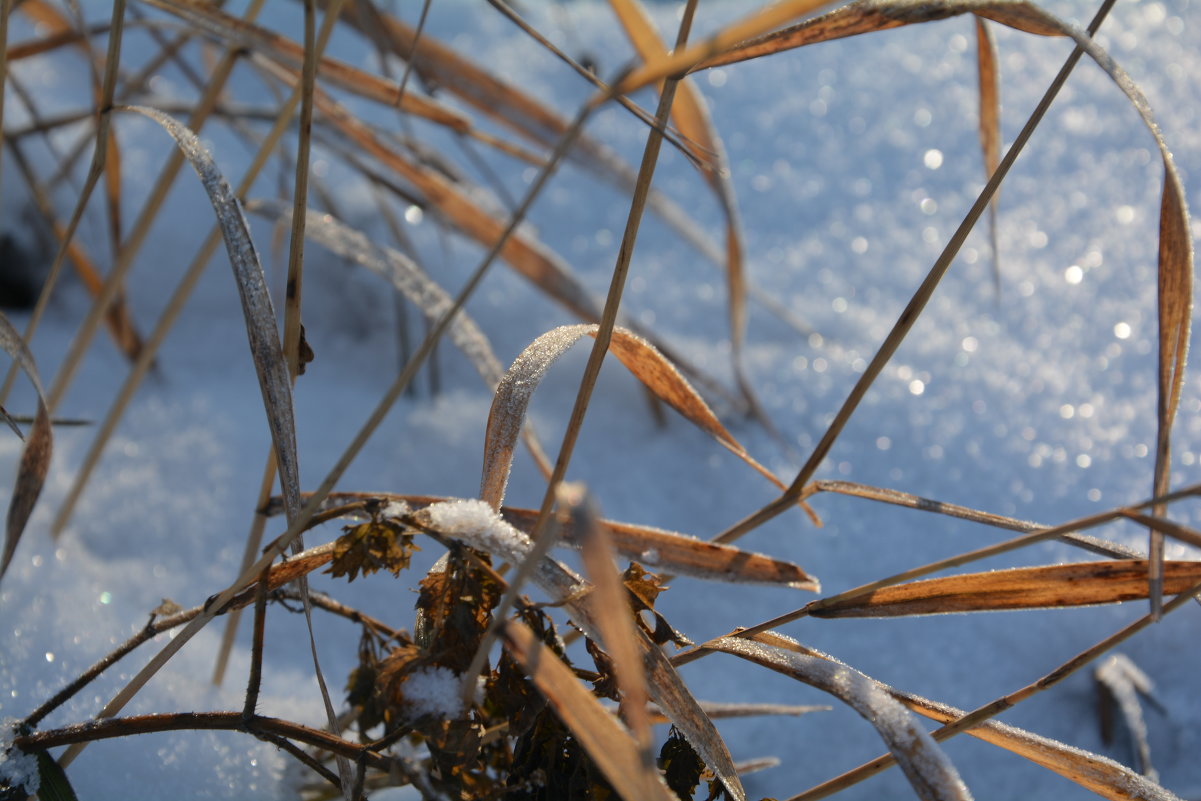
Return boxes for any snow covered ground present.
[2,0,1201,798]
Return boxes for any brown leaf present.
[810,561,1201,618]
[326,519,419,582]
[0,311,52,580]
[501,619,678,801]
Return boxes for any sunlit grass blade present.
[501,618,677,801]
[1150,167,1193,616]
[645,701,830,724]
[564,483,659,795]
[896,688,1178,800]
[0,312,52,580]
[709,633,972,801]
[809,560,1201,618]
[974,16,1001,293]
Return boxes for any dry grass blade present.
[895,690,1179,800]
[0,312,52,580]
[264,491,819,588]
[612,0,838,97]
[974,16,1001,293]
[500,618,676,801]
[141,0,471,133]
[608,0,758,425]
[416,499,747,801]
[121,106,301,517]
[1150,167,1194,616]
[808,480,1141,559]
[709,634,972,801]
[479,324,789,511]
[1095,654,1157,780]
[809,560,1201,618]
[563,483,658,795]
[297,85,604,326]
[645,701,830,724]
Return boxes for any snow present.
[1,0,1201,799]
[1,718,39,797]
[401,667,464,723]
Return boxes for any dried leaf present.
[896,689,1181,800]
[481,325,787,510]
[709,633,972,800]
[659,726,707,801]
[0,311,52,580]
[326,519,419,581]
[121,106,302,520]
[810,561,1201,618]
[501,618,677,801]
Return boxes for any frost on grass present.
[482,324,595,508]
[403,666,465,722]
[424,498,535,566]
[711,636,973,801]
[1,719,39,797]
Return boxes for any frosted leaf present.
[124,107,301,521]
[711,636,972,801]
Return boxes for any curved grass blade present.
[119,106,301,518]
[0,312,52,580]
[480,325,790,511]
[709,634,972,801]
[895,689,1179,800]
[809,561,1201,618]
[501,618,677,801]
[415,498,747,801]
